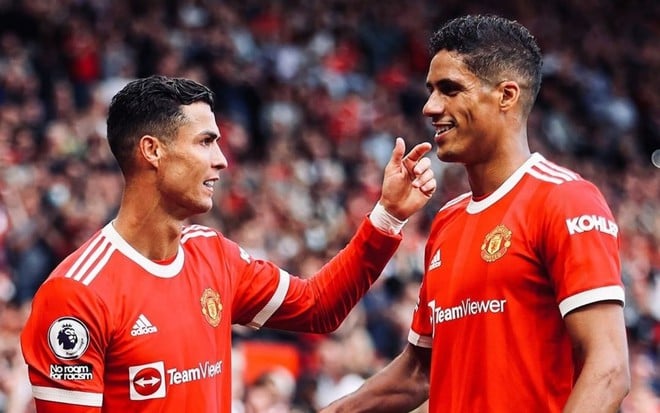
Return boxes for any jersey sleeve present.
[540,180,624,316]
[20,278,110,411]
[230,216,402,333]
[408,222,438,348]
[408,277,433,348]
[227,241,291,327]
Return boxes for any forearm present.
[306,216,401,332]
[265,214,401,333]
[322,344,430,413]
[562,359,630,413]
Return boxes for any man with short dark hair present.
[322,14,629,413]
[20,75,437,412]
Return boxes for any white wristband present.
[369,202,408,235]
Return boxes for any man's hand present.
[379,137,436,220]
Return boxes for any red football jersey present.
[409,153,623,412]
[21,217,400,412]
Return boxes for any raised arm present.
[321,343,431,412]
[236,138,437,333]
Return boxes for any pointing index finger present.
[403,142,432,164]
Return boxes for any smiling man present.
[322,14,630,413]
[20,75,437,412]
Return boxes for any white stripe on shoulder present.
[539,159,581,180]
[246,269,291,329]
[408,329,432,348]
[439,192,472,212]
[182,224,211,234]
[31,386,103,406]
[527,156,582,185]
[65,238,116,285]
[558,285,625,317]
[69,239,111,282]
[82,245,116,286]
[535,161,576,182]
[181,229,218,244]
[65,233,106,280]
[527,167,565,184]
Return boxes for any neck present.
[466,133,531,198]
[113,185,184,260]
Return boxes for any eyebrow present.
[425,78,465,91]
[199,130,221,140]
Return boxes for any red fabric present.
[21,217,400,412]
[410,154,623,412]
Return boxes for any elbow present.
[617,364,631,401]
[310,311,346,334]
[607,359,631,403]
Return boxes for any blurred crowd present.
[0,0,658,412]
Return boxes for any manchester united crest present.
[200,288,222,327]
[480,224,512,262]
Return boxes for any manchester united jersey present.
[408,153,624,412]
[21,217,400,412]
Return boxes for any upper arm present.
[564,301,629,371]
[402,343,432,384]
[21,279,107,411]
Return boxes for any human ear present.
[139,135,163,168]
[498,81,520,111]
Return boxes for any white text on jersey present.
[50,364,93,380]
[167,360,222,384]
[565,215,618,237]
[428,298,507,325]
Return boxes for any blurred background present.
[0,0,658,412]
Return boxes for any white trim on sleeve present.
[558,285,625,317]
[247,269,291,329]
[408,329,433,348]
[31,386,103,406]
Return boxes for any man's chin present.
[436,148,460,163]
[183,202,214,218]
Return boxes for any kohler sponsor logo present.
[565,215,618,237]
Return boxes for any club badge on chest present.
[200,288,222,327]
[480,224,512,263]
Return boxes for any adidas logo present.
[428,249,442,271]
[131,314,158,337]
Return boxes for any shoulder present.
[525,154,583,187]
[525,154,609,209]
[48,228,112,284]
[525,156,617,235]
[438,191,472,214]
[181,223,252,264]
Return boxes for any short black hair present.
[106,75,215,174]
[429,15,542,114]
